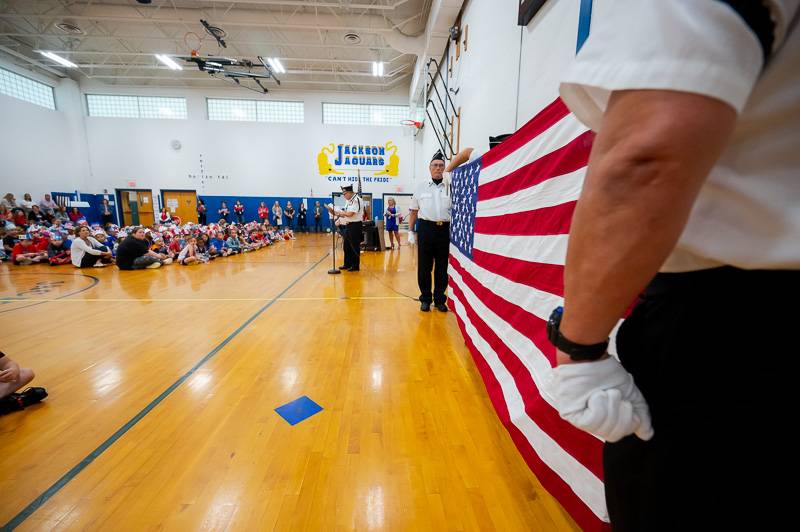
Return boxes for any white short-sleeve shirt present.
[410,179,452,222]
[341,194,364,224]
[560,0,800,271]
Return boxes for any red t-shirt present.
[12,243,36,259]
[12,213,27,226]
[257,206,269,219]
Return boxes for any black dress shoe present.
[420,302,431,312]
[0,394,24,415]
[337,265,350,271]
[346,267,360,272]
[434,303,448,313]
[16,387,47,406]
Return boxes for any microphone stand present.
[327,208,341,275]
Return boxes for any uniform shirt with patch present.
[560,0,800,271]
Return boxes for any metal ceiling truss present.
[0,0,430,92]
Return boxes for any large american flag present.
[448,98,608,531]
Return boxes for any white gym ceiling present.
[0,0,447,93]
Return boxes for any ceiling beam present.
[0,13,402,35]
[0,33,396,50]
[66,0,411,10]
[0,43,67,77]
[66,64,408,78]
[84,74,410,87]
[33,49,407,65]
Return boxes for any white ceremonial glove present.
[546,356,654,443]
[407,232,416,245]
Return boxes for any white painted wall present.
[1,67,417,200]
[81,84,416,200]
[0,59,90,199]
[414,0,582,175]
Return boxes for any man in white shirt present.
[328,184,364,272]
[545,1,799,529]
[408,149,473,312]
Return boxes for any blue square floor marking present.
[275,396,323,426]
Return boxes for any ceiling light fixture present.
[39,51,77,68]
[372,61,384,77]
[267,57,285,74]
[155,54,183,71]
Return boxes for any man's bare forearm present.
[407,210,417,230]
[558,90,737,361]
[446,148,474,172]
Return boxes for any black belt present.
[419,219,450,227]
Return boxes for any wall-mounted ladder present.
[424,57,460,161]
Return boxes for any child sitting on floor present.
[195,233,212,260]
[225,228,243,254]
[209,231,230,257]
[177,236,206,265]
[12,234,48,265]
[47,234,71,265]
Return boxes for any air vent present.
[56,22,84,35]
[343,33,362,45]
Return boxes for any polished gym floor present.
[0,234,578,531]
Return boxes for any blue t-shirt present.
[210,238,226,250]
[226,237,241,250]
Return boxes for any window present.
[207,98,304,123]
[256,100,304,123]
[207,98,257,121]
[322,103,409,126]
[86,94,187,119]
[139,96,188,119]
[0,67,56,110]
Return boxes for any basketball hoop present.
[401,119,422,137]
[184,31,202,56]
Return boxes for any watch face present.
[547,306,563,345]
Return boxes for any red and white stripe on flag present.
[448,98,609,531]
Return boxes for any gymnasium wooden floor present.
[0,234,578,531]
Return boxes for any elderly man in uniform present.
[407,149,472,312]
[544,1,799,530]
[327,184,364,272]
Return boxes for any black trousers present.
[343,221,362,270]
[417,220,450,304]
[605,266,798,532]
[79,252,102,268]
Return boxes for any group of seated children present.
[1,222,118,268]
[0,219,296,268]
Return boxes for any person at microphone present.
[327,184,364,272]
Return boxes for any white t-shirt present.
[560,0,800,271]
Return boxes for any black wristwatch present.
[546,306,608,361]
